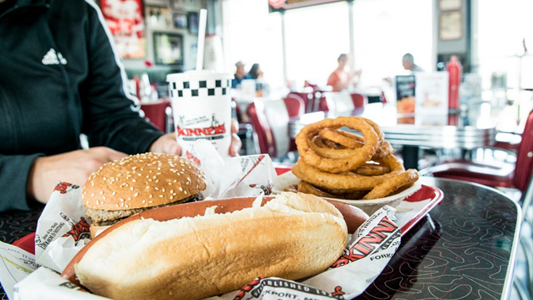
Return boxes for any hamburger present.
[82,152,207,237]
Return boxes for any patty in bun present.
[82,153,207,237]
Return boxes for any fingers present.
[231,118,239,134]
[229,133,242,157]
[89,146,128,162]
[27,147,128,204]
[149,133,182,155]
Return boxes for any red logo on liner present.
[234,276,264,300]
[332,286,345,296]
[54,182,72,194]
[62,217,91,242]
[331,216,397,268]
[185,151,201,166]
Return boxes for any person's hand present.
[229,118,242,157]
[149,133,182,155]
[150,118,242,157]
[27,147,128,204]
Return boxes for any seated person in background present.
[0,0,241,212]
[383,53,425,84]
[327,53,361,92]
[402,53,425,72]
[231,61,252,88]
[248,63,264,80]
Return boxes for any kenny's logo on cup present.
[167,70,234,158]
[176,113,226,140]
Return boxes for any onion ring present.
[297,181,339,198]
[318,128,364,149]
[373,140,394,161]
[297,181,368,200]
[362,169,419,200]
[292,155,404,190]
[318,124,394,161]
[353,161,391,176]
[295,117,379,172]
[311,136,346,152]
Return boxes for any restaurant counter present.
[0,177,521,299]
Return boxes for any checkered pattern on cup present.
[169,79,232,98]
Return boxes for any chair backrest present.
[513,108,533,192]
[318,95,330,112]
[140,100,172,132]
[350,93,367,108]
[288,91,314,113]
[283,94,305,118]
[247,99,290,158]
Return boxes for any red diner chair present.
[283,94,306,152]
[317,94,330,112]
[431,107,533,202]
[288,89,314,113]
[350,93,367,108]
[283,94,305,118]
[140,99,172,132]
[247,99,292,161]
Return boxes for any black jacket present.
[0,0,164,211]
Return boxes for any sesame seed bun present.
[82,153,207,211]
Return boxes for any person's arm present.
[26,147,128,204]
[81,2,164,154]
[82,2,240,157]
[0,154,43,211]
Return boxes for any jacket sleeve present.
[80,2,164,155]
[0,154,43,211]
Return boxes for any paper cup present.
[167,70,234,158]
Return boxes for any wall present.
[120,0,208,84]
[435,0,471,72]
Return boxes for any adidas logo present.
[42,48,67,65]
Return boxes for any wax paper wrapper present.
[33,141,274,273]
[0,140,278,297]
[2,138,400,299]
[185,139,278,198]
[12,206,399,300]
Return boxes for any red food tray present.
[12,179,443,254]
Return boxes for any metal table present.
[289,103,496,169]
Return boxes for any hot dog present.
[62,192,368,300]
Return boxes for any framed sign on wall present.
[438,0,462,11]
[100,0,146,59]
[153,32,184,66]
[439,11,462,41]
[188,12,199,34]
[173,12,188,29]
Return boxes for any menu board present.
[395,75,416,114]
[415,72,449,116]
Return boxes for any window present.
[221,0,284,89]
[352,0,433,89]
[476,0,533,124]
[284,2,350,86]
[222,0,433,92]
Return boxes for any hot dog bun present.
[69,192,358,300]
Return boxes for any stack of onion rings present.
[291,116,419,200]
